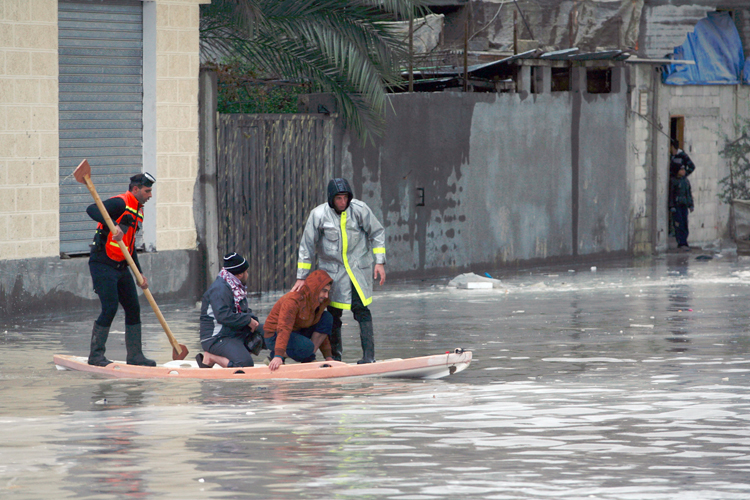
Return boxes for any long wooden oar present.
[74,159,189,360]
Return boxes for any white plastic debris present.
[447,272,503,289]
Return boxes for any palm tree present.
[200,0,422,142]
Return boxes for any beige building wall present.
[0,0,59,260]
[154,0,207,251]
[0,0,209,261]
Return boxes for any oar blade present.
[172,344,189,360]
[73,159,91,184]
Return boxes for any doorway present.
[668,116,685,243]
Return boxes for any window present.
[586,68,611,94]
[551,67,571,92]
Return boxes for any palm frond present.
[200,0,425,141]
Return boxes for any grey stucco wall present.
[339,74,629,276]
[577,69,629,255]
[0,249,203,319]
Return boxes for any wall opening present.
[551,67,571,92]
[670,116,685,150]
[586,68,611,94]
[668,116,686,242]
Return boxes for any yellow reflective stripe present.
[108,241,120,248]
[340,212,368,305]
[297,262,312,269]
[330,301,352,310]
[372,247,385,254]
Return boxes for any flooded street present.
[2,253,750,499]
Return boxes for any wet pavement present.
[2,253,750,499]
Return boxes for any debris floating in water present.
[448,272,502,289]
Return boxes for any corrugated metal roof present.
[540,48,580,60]
[568,50,629,61]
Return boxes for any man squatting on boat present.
[292,178,387,364]
[86,173,156,367]
[197,253,264,368]
[263,269,335,371]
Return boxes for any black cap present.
[130,172,156,188]
[223,252,249,275]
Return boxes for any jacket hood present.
[300,269,333,309]
[327,178,353,210]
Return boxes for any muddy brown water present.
[2,254,750,499]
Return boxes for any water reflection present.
[666,255,693,351]
[2,256,750,499]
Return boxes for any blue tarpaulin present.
[663,12,746,85]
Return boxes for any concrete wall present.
[627,63,750,253]
[0,249,203,317]
[658,83,750,249]
[639,1,750,59]
[339,66,629,276]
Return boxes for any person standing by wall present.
[293,178,386,364]
[670,166,695,250]
[86,173,156,367]
[669,139,696,250]
[670,138,696,179]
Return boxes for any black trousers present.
[327,281,372,328]
[673,205,690,247]
[90,261,141,327]
[204,325,263,367]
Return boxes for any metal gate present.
[216,114,335,293]
[58,0,144,255]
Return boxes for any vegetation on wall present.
[718,118,750,203]
[205,60,311,114]
[200,0,421,142]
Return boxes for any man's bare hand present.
[138,275,149,290]
[249,318,259,331]
[268,356,283,371]
[111,226,124,242]
[374,264,386,285]
[291,279,306,292]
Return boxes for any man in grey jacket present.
[197,252,263,368]
[292,178,386,364]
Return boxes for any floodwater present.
[2,253,750,499]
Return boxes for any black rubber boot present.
[125,323,156,366]
[88,322,113,366]
[356,320,376,364]
[329,326,343,361]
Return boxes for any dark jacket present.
[670,176,693,209]
[264,269,333,358]
[200,276,258,346]
[87,194,142,271]
[670,150,696,178]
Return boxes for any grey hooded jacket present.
[296,179,386,309]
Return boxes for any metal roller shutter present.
[58,0,143,255]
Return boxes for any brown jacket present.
[264,269,333,358]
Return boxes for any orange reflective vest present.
[99,191,143,262]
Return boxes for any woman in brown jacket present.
[264,269,335,371]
